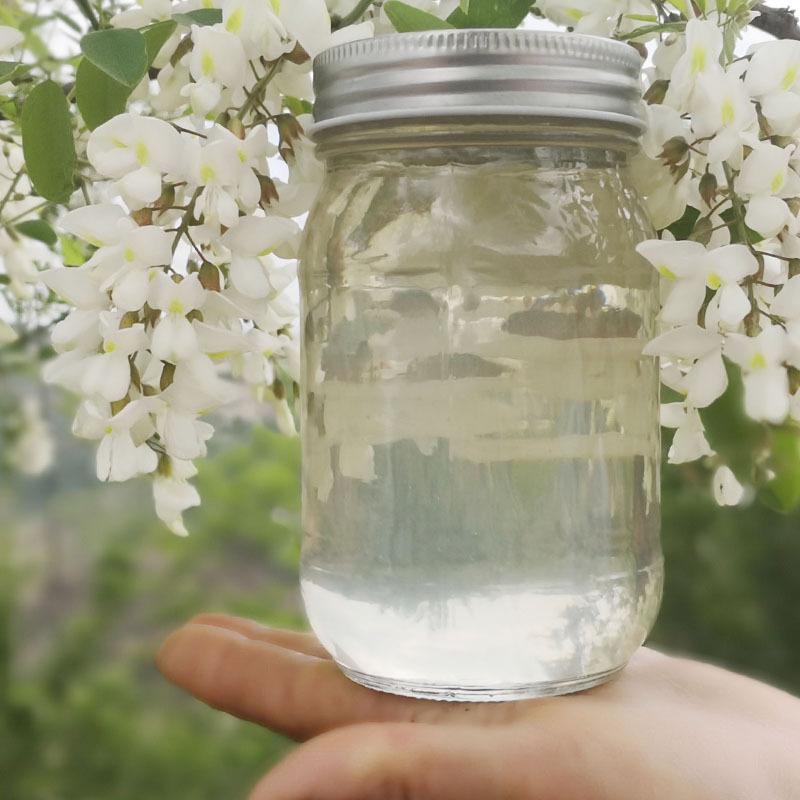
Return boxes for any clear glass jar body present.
[299,126,662,701]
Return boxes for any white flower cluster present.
[536,3,800,505]
[31,1,373,534]
[7,0,800,524]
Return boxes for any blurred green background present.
[1,399,799,800]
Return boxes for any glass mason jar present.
[299,30,662,701]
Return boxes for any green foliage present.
[60,234,87,266]
[77,20,177,131]
[20,80,76,204]
[758,428,800,512]
[142,19,178,64]
[80,29,149,88]
[702,359,764,484]
[385,0,533,31]
[0,424,303,800]
[384,1,455,31]
[652,461,800,696]
[0,61,24,81]
[76,58,132,131]
[447,0,532,28]
[173,9,223,27]
[15,219,57,246]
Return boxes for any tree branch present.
[751,3,800,41]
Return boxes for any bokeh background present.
[3,3,800,798]
[2,384,800,799]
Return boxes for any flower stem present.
[332,0,378,30]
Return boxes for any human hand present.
[157,614,800,800]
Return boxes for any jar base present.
[339,663,625,702]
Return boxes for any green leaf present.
[666,205,700,240]
[625,13,659,22]
[701,359,765,483]
[0,61,21,81]
[15,219,57,246]
[720,206,763,245]
[384,1,455,31]
[447,0,531,28]
[60,235,86,267]
[81,29,149,88]
[142,19,178,64]
[617,21,685,40]
[21,80,76,204]
[283,96,313,116]
[172,9,223,27]
[758,428,800,513]
[75,57,130,131]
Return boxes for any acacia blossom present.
[6,1,800,530]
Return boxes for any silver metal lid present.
[311,29,645,138]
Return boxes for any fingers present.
[249,722,559,800]
[157,622,484,740]
[188,613,332,659]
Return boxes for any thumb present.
[249,721,563,800]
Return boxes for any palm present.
[158,614,799,800]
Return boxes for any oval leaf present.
[142,19,178,64]
[75,56,130,131]
[172,9,222,26]
[21,80,76,204]
[384,1,454,31]
[81,28,148,88]
[15,219,57,246]
[447,0,531,27]
[0,60,21,81]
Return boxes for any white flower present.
[153,457,200,537]
[81,312,147,402]
[51,309,102,354]
[735,142,798,199]
[665,19,724,111]
[691,67,756,165]
[637,241,758,328]
[160,353,236,414]
[188,127,270,227]
[148,272,206,363]
[644,324,727,408]
[155,408,214,460]
[769,274,800,359]
[87,115,183,207]
[0,26,23,54]
[745,40,800,99]
[277,0,332,58]
[40,266,108,310]
[713,465,744,506]
[745,195,795,240]
[0,229,42,300]
[186,25,247,115]
[660,402,714,463]
[223,0,289,61]
[629,153,689,230]
[220,214,299,298]
[725,327,790,424]
[73,397,161,482]
[60,203,135,247]
[62,205,173,311]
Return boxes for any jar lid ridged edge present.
[313,29,643,72]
